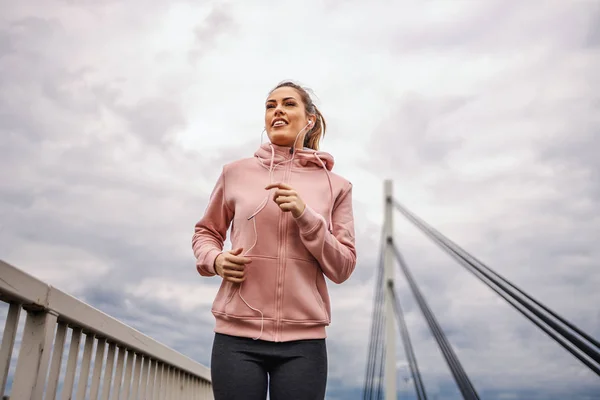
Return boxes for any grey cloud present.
[194,5,235,43]
[540,127,600,202]
[56,0,120,5]
[116,97,187,145]
[53,0,194,12]
[189,4,237,64]
[78,283,216,365]
[386,2,594,53]
[0,155,219,284]
[0,28,13,56]
[0,14,227,292]
[394,2,514,51]
[9,16,61,42]
[0,17,103,142]
[585,15,600,48]
[358,92,468,177]
[41,71,119,117]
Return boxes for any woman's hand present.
[265,182,306,218]
[214,248,251,283]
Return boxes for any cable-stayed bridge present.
[362,180,599,400]
[0,180,598,399]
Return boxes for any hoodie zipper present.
[274,153,293,342]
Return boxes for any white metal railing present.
[0,259,213,399]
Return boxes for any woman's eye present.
[265,102,295,109]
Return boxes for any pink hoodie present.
[192,142,356,342]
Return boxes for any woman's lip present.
[272,118,288,127]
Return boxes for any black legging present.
[210,333,328,400]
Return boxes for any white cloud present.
[126,277,218,314]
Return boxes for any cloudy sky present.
[1,0,599,398]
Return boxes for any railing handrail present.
[0,259,211,381]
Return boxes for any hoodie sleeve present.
[192,166,234,277]
[293,181,357,284]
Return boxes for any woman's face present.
[264,86,310,148]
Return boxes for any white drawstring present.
[236,145,275,340]
[236,123,321,340]
[237,218,264,340]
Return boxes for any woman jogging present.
[192,80,357,400]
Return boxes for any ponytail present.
[304,106,326,150]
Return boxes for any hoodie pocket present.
[280,259,329,323]
[212,280,236,313]
[223,257,278,319]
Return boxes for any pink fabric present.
[192,142,356,342]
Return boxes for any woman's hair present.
[270,80,327,150]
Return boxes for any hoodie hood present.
[254,142,335,171]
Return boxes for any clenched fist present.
[214,248,252,283]
[265,182,306,218]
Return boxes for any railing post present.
[11,308,57,400]
[384,179,396,400]
[0,303,21,395]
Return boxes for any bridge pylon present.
[383,179,396,400]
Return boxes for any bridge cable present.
[389,280,428,400]
[392,242,481,400]
[392,199,600,351]
[392,199,600,376]
[363,231,387,400]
